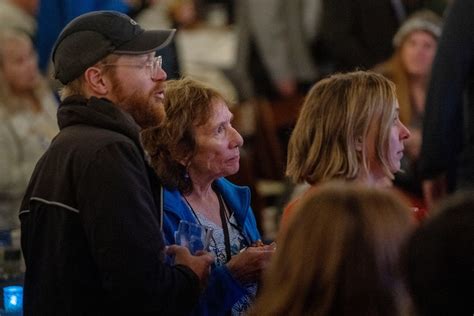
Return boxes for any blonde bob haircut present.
[249,181,414,316]
[141,77,229,194]
[286,71,398,185]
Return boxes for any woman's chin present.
[224,165,240,177]
[391,163,402,174]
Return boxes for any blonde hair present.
[58,76,86,101]
[141,77,229,193]
[0,28,44,113]
[374,54,411,125]
[286,71,397,184]
[250,182,414,316]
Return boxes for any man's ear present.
[84,67,108,95]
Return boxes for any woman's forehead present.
[206,99,231,121]
[193,101,229,133]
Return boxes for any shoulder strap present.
[160,185,164,231]
[218,193,232,262]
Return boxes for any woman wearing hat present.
[374,10,442,208]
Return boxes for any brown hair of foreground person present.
[249,182,415,316]
[403,190,474,316]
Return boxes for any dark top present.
[318,0,422,71]
[420,0,474,189]
[19,96,200,315]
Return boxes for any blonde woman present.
[282,71,411,226]
[251,182,415,316]
[0,29,58,230]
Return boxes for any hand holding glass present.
[174,220,213,255]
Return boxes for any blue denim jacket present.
[162,177,261,315]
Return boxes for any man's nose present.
[152,67,167,82]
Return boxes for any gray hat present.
[393,10,442,47]
[52,10,176,84]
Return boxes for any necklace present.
[182,193,232,262]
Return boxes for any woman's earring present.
[355,137,363,151]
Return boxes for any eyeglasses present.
[101,55,162,79]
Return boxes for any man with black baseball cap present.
[19,11,213,315]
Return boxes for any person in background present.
[0,0,38,37]
[403,190,474,315]
[233,0,321,101]
[281,71,411,227]
[250,182,415,316]
[420,0,474,209]
[232,0,323,181]
[374,10,441,206]
[19,11,213,315]
[134,0,200,80]
[0,28,58,231]
[142,77,274,315]
[318,0,425,73]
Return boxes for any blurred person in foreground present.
[420,0,474,209]
[0,28,58,231]
[250,182,415,316]
[281,71,412,227]
[142,77,274,315]
[403,190,474,316]
[374,10,441,206]
[19,11,213,315]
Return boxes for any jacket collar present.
[57,95,142,150]
[164,178,251,225]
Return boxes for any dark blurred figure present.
[234,0,321,102]
[420,0,474,209]
[203,0,233,24]
[374,10,441,205]
[135,0,206,79]
[232,0,322,180]
[403,191,474,316]
[318,0,426,73]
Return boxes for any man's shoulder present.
[56,123,136,149]
[46,124,143,171]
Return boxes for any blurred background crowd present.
[1,0,473,315]
[0,0,456,241]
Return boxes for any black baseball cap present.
[52,10,176,84]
